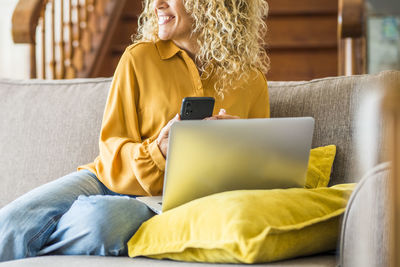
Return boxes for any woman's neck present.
[173,37,204,75]
[173,37,198,63]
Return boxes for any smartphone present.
[180,97,215,120]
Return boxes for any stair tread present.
[268,0,337,15]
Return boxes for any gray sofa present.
[0,71,398,266]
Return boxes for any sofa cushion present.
[128,184,355,264]
[0,78,111,208]
[305,145,336,188]
[268,70,400,185]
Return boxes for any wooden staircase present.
[12,0,131,79]
[12,0,366,81]
[267,0,338,80]
[94,1,142,77]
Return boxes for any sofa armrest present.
[339,162,391,267]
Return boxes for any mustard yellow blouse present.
[78,40,270,196]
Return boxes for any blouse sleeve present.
[96,49,166,196]
[248,71,270,118]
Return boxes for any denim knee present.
[42,195,155,256]
[0,195,63,260]
[0,205,33,260]
[0,170,108,261]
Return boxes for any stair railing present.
[338,0,367,76]
[12,0,126,79]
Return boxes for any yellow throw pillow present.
[305,145,336,188]
[128,183,355,264]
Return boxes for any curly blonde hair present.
[133,0,270,98]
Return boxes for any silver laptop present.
[136,117,314,214]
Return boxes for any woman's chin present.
[158,32,171,41]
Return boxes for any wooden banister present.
[59,0,65,79]
[338,0,367,76]
[12,0,127,79]
[51,0,56,79]
[11,0,42,43]
[41,5,46,79]
[338,0,364,38]
[85,0,127,78]
[12,0,43,78]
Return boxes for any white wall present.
[0,0,30,79]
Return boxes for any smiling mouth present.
[158,16,175,25]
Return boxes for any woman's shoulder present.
[123,41,158,59]
[244,68,268,89]
[255,69,268,82]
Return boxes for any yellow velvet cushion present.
[128,183,355,264]
[305,145,336,188]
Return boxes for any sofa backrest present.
[1,71,398,207]
[269,70,399,185]
[0,78,111,207]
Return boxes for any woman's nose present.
[153,0,168,10]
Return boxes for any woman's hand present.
[204,109,240,120]
[157,109,237,158]
[156,114,181,158]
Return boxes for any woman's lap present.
[0,170,155,261]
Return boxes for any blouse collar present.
[155,40,181,60]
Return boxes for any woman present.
[0,0,270,260]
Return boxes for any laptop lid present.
[161,117,315,212]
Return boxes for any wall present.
[368,0,400,14]
[0,0,30,79]
[367,0,400,73]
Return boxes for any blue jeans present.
[0,170,155,262]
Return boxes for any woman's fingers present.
[157,113,181,158]
[164,114,180,133]
[214,114,240,120]
[203,115,239,120]
[204,109,239,120]
[203,117,217,120]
